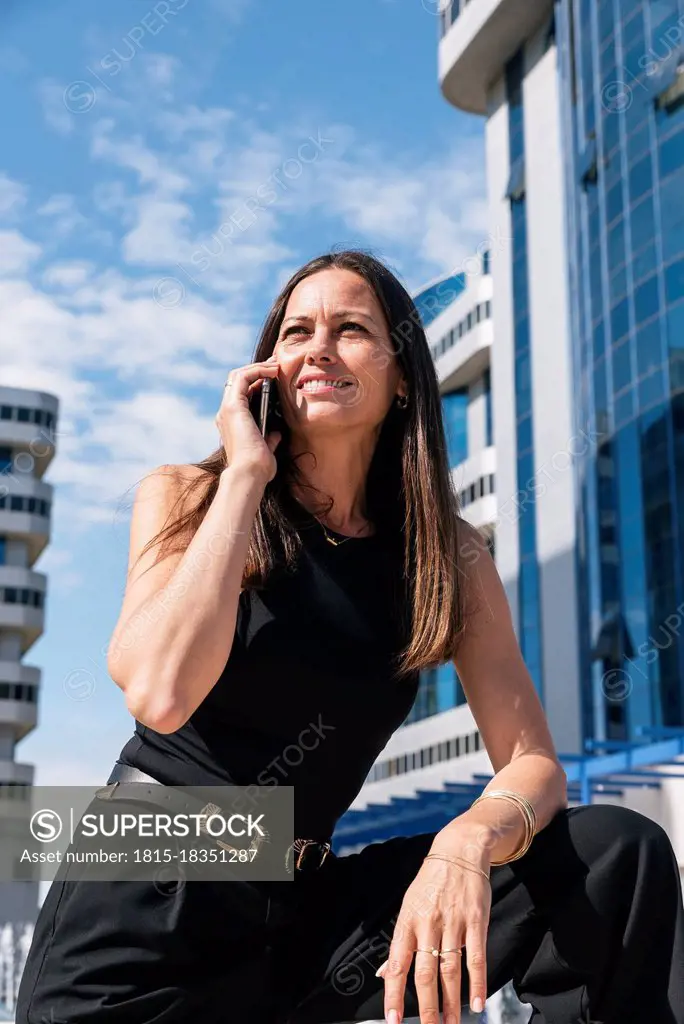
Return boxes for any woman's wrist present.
[428,818,497,869]
[429,803,528,867]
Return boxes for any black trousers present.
[16,802,684,1024]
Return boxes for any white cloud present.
[37,79,76,136]
[0,230,41,275]
[11,69,486,528]
[37,193,88,238]
[41,261,94,289]
[0,173,27,220]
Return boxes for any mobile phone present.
[250,377,277,437]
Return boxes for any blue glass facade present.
[414,274,465,328]
[507,49,544,699]
[558,0,684,740]
[484,367,493,446]
[442,388,469,467]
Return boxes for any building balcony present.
[0,386,59,480]
[438,0,555,114]
[452,447,497,530]
[0,477,53,565]
[437,318,493,392]
[0,760,33,785]
[429,271,493,391]
[0,566,46,653]
[0,663,39,741]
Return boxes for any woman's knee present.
[569,802,675,860]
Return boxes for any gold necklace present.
[315,518,372,546]
[315,519,355,546]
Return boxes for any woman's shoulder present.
[137,463,213,502]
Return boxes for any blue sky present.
[1,0,486,788]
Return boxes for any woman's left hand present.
[375,841,492,1024]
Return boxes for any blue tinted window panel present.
[626,122,650,164]
[517,414,533,453]
[608,218,626,269]
[636,317,665,375]
[633,240,657,284]
[611,297,630,342]
[634,274,661,324]
[519,511,537,558]
[615,387,635,426]
[665,258,684,304]
[668,300,684,350]
[660,170,684,263]
[639,367,667,409]
[628,154,653,200]
[610,265,628,304]
[613,339,633,393]
[659,128,684,179]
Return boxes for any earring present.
[396,394,409,410]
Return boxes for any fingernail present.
[472,996,484,1013]
[375,960,387,977]
[386,1011,400,1024]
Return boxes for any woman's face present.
[273,268,407,435]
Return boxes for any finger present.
[464,918,488,1016]
[224,363,280,401]
[439,943,463,1024]
[412,937,441,1024]
[382,932,414,1024]
[265,431,281,454]
[375,959,388,978]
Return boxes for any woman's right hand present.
[217,355,282,483]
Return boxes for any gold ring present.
[439,948,462,957]
[224,379,233,388]
[415,947,441,958]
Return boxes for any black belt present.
[96,761,333,874]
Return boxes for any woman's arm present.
[107,461,268,735]
[431,521,568,864]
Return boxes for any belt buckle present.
[294,839,331,872]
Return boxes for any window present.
[628,154,653,200]
[634,275,660,324]
[0,447,11,472]
[665,257,684,304]
[613,340,632,394]
[505,155,526,202]
[631,195,656,253]
[579,136,598,188]
[0,537,5,564]
[611,298,630,342]
[660,170,684,262]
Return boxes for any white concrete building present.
[345,0,684,888]
[0,386,59,1010]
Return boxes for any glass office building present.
[557,0,684,740]
[506,47,545,700]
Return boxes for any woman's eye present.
[282,326,308,339]
[339,321,367,333]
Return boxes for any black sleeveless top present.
[118,497,420,840]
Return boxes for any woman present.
[17,250,684,1024]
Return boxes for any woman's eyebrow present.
[282,310,378,326]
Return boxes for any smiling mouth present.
[297,379,356,393]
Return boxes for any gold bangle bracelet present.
[471,790,537,865]
[475,791,535,865]
[424,853,491,882]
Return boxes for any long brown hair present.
[137,249,468,677]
